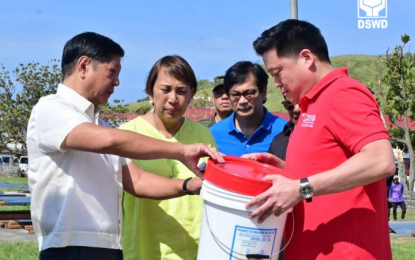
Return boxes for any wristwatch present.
[299,178,314,203]
[183,177,194,195]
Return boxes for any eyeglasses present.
[281,100,294,111]
[213,90,228,99]
[229,89,258,102]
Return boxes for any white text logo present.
[357,0,388,29]
[301,113,316,128]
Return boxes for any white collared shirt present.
[27,83,129,251]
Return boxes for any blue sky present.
[1,0,414,103]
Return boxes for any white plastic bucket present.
[197,180,290,260]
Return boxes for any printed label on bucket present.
[229,226,277,259]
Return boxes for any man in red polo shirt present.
[244,19,395,260]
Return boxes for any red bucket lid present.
[204,156,290,196]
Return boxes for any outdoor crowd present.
[27,19,396,260]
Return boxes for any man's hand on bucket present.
[245,172,302,223]
[241,152,285,169]
[178,144,224,179]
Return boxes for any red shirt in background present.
[284,68,392,260]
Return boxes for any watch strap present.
[183,177,194,195]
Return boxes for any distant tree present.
[191,90,212,109]
[0,60,127,158]
[0,61,61,160]
[99,99,128,127]
[197,79,214,91]
[374,34,415,191]
[135,105,152,114]
[136,96,149,102]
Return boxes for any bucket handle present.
[203,203,295,260]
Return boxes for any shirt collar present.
[300,68,349,110]
[228,107,273,133]
[57,83,97,121]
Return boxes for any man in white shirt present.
[27,32,223,260]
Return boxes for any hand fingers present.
[262,174,280,181]
[192,168,204,179]
[241,153,259,160]
[257,207,275,224]
[256,153,282,166]
[202,145,224,163]
[248,198,274,223]
[245,190,269,209]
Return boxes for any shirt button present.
[246,145,250,147]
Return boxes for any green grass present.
[0,205,30,211]
[0,241,38,260]
[391,239,415,260]
[404,210,415,221]
[0,177,28,184]
[0,177,30,210]
[388,209,415,222]
[0,177,28,192]
[0,238,413,260]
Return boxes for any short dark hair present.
[253,19,331,63]
[145,55,197,96]
[224,61,268,94]
[61,32,125,78]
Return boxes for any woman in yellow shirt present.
[120,55,216,260]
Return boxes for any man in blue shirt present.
[210,61,287,156]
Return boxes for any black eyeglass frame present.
[229,89,258,102]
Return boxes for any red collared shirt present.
[284,68,392,260]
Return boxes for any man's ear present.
[299,49,314,69]
[77,56,91,79]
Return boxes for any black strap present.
[246,254,270,259]
[182,177,194,195]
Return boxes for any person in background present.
[389,175,406,221]
[268,98,300,161]
[27,33,222,260]
[210,61,287,156]
[245,19,395,259]
[199,76,232,128]
[120,55,217,260]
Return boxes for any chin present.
[236,111,253,118]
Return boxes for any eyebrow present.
[230,88,257,92]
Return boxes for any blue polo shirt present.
[210,108,287,156]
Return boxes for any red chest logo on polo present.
[300,113,317,128]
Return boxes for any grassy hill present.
[126,54,384,113]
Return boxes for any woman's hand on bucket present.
[245,174,302,223]
[241,153,285,169]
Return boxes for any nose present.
[221,93,229,100]
[113,76,120,87]
[169,92,178,103]
[238,95,248,104]
[274,77,282,88]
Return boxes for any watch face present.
[301,186,314,198]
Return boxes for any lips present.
[238,107,251,113]
[165,108,179,113]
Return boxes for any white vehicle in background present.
[19,156,29,173]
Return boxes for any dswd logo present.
[358,0,388,29]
